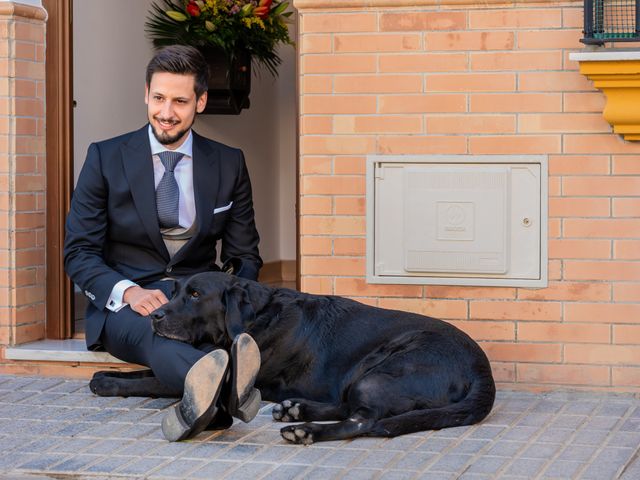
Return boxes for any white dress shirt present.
[105,126,196,312]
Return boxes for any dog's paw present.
[272,400,302,422]
[89,376,126,397]
[280,424,315,445]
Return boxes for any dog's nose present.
[151,309,165,321]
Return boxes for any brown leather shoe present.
[162,349,229,441]
[228,333,261,423]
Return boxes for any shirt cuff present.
[106,280,138,312]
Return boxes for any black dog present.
[92,272,495,444]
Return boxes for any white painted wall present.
[73,0,153,179]
[72,0,297,263]
[276,30,298,261]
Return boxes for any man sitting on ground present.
[64,45,262,441]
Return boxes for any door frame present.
[43,0,74,339]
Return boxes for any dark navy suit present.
[64,125,262,389]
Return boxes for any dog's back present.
[247,287,495,423]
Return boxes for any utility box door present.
[367,155,547,287]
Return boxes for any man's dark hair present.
[146,45,209,98]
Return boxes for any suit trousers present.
[99,279,210,392]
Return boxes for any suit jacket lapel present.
[169,130,220,266]
[121,125,170,260]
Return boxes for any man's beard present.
[151,117,194,146]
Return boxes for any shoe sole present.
[230,333,261,423]
[162,350,229,442]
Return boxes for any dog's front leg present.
[272,399,349,422]
[90,370,181,398]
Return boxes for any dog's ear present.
[243,280,271,313]
[222,284,254,339]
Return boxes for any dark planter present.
[200,48,251,115]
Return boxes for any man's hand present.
[123,286,169,316]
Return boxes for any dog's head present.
[151,272,259,348]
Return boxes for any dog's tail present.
[366,371,496,437]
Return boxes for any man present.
[64,45,263,441]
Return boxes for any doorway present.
[45,0,299,339]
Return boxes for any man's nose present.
[160,101,174,118]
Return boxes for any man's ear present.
[222,283,254,340]
[196,91,208,113]
[145,84,150,105]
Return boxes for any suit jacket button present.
[166,267,173,274]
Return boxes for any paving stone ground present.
[0,375,639,479]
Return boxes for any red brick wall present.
[296,0,640,391]
[0,3,46,348]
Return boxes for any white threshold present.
[5,339,124,363]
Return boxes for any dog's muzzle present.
[150,309,166,332]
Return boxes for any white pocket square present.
[213,201,233,214]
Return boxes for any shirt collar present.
[148,124,193,158]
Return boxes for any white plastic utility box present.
[366,155,548,287]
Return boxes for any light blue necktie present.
[156,151,184,229]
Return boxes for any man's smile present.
[155,117,180,130]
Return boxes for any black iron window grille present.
[582,0,640,44]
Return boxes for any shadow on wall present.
[195,39,298,265]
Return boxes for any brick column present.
[0,2,47,347]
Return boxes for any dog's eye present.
[190,290,200,299]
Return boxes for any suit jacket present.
[64,125,262,349]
